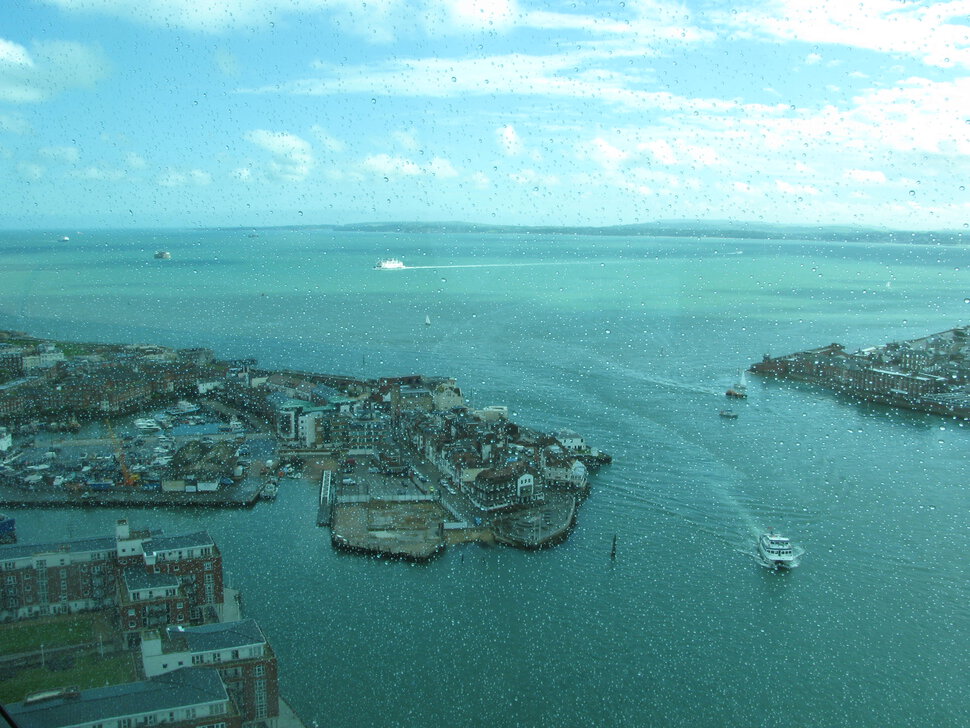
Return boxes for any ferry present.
[154,250,172,259]
[134,418,162,431]
[375,258,405,270]
[757,530,801,569]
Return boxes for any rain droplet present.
[909,190,916,196]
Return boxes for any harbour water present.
[2,229,969,725]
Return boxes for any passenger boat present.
[726,369,748,398]
[134,418,162,430]
[757,530,801,569]
[375,258,405,270]
[154,250,172,259]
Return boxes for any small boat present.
[260,479,278,500]
[154,250,172,260]
[59,236,70,242]
[375,258,405,270]
[134,418,162,430]
[425,315,431,327]
[726,369,748,398]
[167,400,200,416]
[719,410,738,419]
[757,530,801,569]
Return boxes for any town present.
[750,324,970,418]
[0,329,609,728]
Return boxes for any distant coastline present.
[209,220,970,245]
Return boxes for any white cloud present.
[310,126,345,153]
[0,113,29,134]
[0,39,33,67]
[719,0,970,69]
[775,179,820,196]
[39,146,80,163]
[244,129,314,181]
[0,39,108,104]
[805,52,822,65]
[361,152,457,178]
[642,139,678,165]
[17,162,44,180]
[248,50,729,112]
[498,124,522,156]
[126,152,147,169]
[844,169,887,184]
[157,168,211,187]
[74,166,125,181]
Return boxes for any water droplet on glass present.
[909,190,916,196]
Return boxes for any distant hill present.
[216,220,968,244]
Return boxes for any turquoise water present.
[2,229,970,726]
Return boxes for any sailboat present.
[726,369,748,399]
[425,315,431,327]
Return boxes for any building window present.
[192,654,204,665]
[254,664,265,677]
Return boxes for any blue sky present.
[2,0,969,229]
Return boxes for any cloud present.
[244,129,314,181]
[844,169,887,184]
[0,113,30,134]
[74,166,125,181]
[17,162,44,180]
[157,168,212,187]
[0,39,33,67]
[361,153,457,178]
[244,50,728,111]
[719,0,970,69]
[126,152,147,169]
[39,146,80,164]
[0,38,109,103]
[498,125,521,156]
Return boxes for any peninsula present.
[0,331,608,557]
[749,324,970,419]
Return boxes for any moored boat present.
[719,409,738,419]
[154,250,172,259]
[757,530,801,569]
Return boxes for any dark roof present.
[147,531,215,553]
[5,668,227,728]
[167,618,265,653]
[123,567,179,592]
[0,535,115,561]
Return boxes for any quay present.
[750,324,970,419]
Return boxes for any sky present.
[1,0,970,230]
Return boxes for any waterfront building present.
[4,667,241,728]
[0,425,11,451]
[0,520,224,628]
[141,619,279,727]
[467,465,542,511]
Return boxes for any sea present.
[1,228,969,726]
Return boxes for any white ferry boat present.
[758,530,801,569]
[375,258,405,270]
[134,418,162,431]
